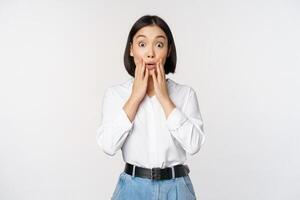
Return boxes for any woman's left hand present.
[150,59,176,118]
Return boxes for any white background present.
[1,0,299,199]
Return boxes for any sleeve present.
[96,87,134,156]
[165,88,205,155]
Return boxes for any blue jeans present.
[111,171,197,200]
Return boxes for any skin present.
[123,25,176,122]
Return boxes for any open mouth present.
[145,62,156,69]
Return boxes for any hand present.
[131,59,149,103]
[150,59,176,118]
[123,59,148,122]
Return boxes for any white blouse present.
[96,77,205,168]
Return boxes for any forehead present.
[133,25,167,40]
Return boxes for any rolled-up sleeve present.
[96,87,133,156]
[166,88,205,155]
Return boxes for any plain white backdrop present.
[1,0,299,199]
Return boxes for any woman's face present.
[130,25,170,71]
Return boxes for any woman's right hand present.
[130,59,149,103]
[123,59,149,122]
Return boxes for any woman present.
[97,15,205,200]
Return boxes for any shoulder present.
[168,78,196,97]
[103,77,133,99]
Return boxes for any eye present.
[138,42,146,47]
[156,42,164,48]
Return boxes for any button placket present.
[149,98,159,167]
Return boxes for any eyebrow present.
[135,34,166,40]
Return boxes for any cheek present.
[157,56,167,66]
[157,50,168,60]
[132,46,145,56]
[133,56,142,64]
[133,56,145,68]
[132,49,144,61]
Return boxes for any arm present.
[165,88,205,155]
[123,94,142,123]
[96,88,136,156]
[97,59,149,155]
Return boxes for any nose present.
[147,47,155,58]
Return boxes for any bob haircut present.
[124,15,177,77]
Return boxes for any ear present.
[130,43,133,57]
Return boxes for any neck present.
[147,78,154,93]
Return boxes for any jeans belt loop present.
[171,166,175,179]
[132,165,136,177]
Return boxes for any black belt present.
[124,163,190,180]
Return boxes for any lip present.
[145,63,156,70]
[145,62,156,65]
[145,64,156,70]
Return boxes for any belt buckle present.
[151,167,161,180]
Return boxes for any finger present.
[137,59,143,78]
[134,61,138,78]
[144,68,149,81]
[159,59,166,80]
[151,69,158,86]
[156,62,162,81]
[141,59,146,77]
[159,59,165,78]
[135,59,140,78]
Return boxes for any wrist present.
[161,97,176,117]
[161,97,173,106]
[129,95,142,105]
